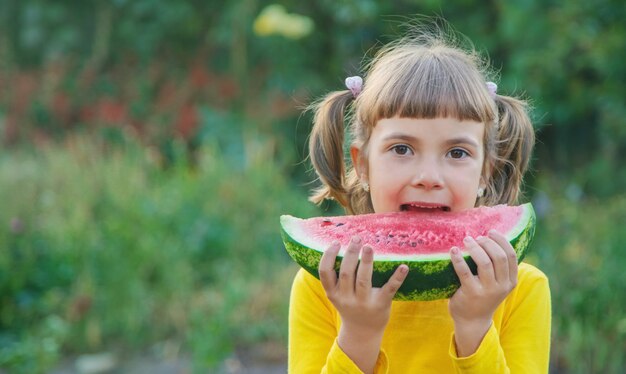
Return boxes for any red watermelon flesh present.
[283,204,529,260]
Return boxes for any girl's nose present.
[411,163,443,190]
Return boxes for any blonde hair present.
[308,29,534,215]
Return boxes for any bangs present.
[357,44,496,127]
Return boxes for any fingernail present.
[451,247,460,255]
[352,236,361,244]
[463,236,473,244]
[331,241,340,249]
[476,236,485,242]
[400,265,408,274]
[362,246,372,255]
[489,229,497,236]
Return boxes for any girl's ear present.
[350,145,368,182]
[475,175,488,199]
[480,159,493,192]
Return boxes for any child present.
[289,28,551,373]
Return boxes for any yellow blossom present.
[253,4,314,39]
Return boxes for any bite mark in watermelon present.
[280,203,535,301]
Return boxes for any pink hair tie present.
[486,81,497,99]
[345,76,363,98]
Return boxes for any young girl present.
[289,29,551,373]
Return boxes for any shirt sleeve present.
[288,268,390,374]
[448,264,552,374]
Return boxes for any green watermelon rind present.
[280,203,536,301]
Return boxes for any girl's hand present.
[448,230,518,356]
[319,236,408,373]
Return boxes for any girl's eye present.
[448,149,469,159]
[391,145,412,155]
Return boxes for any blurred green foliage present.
[531,193,626,373]
[0,132,315,372]
[0,0,624,372]
[1,0,625,195]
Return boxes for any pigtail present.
[308,90,355,209]
[485,95,535,205]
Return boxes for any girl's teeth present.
[401,204,450,212]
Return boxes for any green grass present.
[0,136,624,373]
[530,192,626,373]
[0,135,314,372]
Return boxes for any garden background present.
[0,0,625,373]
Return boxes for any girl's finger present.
[338,236,361,295]
[476,236,509,284]
[380,264,409,301]
[319,241,340,292]
[450,246,479,289]
[355,245,374,299]
[464,236,496,286]
[488,230,519,285]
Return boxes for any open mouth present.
[400,203,451,212]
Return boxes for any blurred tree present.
[492,0,626,196]
[0,0,624,196]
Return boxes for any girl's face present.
[351,117,486,214]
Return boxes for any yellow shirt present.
[289,262,551,373]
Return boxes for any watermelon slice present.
[280,203,535,301]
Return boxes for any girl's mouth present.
[400,203,451,212]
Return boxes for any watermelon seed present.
[388,234,394,238]
[410,242,417,247]
[335,223,345,227]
